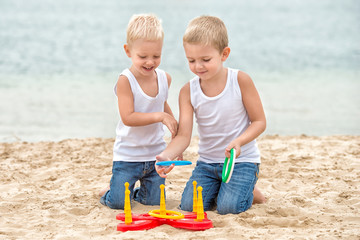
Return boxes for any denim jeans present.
[180,161,259,215]
[100,161,165,209]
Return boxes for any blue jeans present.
[100,161,165,209]
[180,161,259,215]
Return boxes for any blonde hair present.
[126,14,164,45]
[183,16,228,53]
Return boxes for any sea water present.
[0,0,359,142]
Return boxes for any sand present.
[0,135,359,239]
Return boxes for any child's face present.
[183,43,229,81]
[124,39,163,77]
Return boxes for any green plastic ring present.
[222,148,236,183]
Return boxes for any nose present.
[146,57,157,65]
[195,62,204,71]
[145,59,154,66]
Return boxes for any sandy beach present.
[0,135,359,239]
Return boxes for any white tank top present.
[190,68,260,163]
[113,68,168,161]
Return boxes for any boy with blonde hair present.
[156,16,266,214]
[100,14,178,209]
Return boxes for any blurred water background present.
[0,0,359,142]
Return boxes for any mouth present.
[143,66,154,71]
[196,71,207,75]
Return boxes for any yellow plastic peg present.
[148,184,184,220]
[159,184,166,215]
[196,186,204,222]
[192,181,198,213]
[124,182,132,225]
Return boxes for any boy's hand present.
[175,153,184,160]
[161,113,178,138]
[225,140,242,158]
[155,155,175,178]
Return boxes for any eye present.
[138,55,146,59]
[203,58,211,62]
[154,56,160,59]
[188,59,195,63]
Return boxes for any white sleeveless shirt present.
[113,68,167,162]
[190,68,260,163]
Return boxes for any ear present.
[221,47,230,61]
[124,44,131,57]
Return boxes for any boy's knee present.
[217,200,251,215]
[106,201,125,210]
[100,194,125,210]
[180,197,193,212]
[180,203,192,212]
[137,198,160,206]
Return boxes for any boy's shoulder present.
[226,68,251,83]
[118,72,130,81]
[179,81,191,95]
[154,68,171,86]
[234,69,255,91]
[236,70,252,82]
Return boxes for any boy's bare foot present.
[98,186,110,197]
[252,186,267,204]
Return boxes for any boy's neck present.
[199,67,228,97]
[128,66,159,97]
[129,66,157,82]
[199,67,227,84]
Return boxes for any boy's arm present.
[116,75,178,136]
[163,72,174,119]
[163,101,176,137]
[225,71,266,158]
[155,83,194,178]
[163,72,177,137]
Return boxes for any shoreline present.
[1,135,359,239]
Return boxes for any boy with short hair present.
[156,15,266,214]
[99,14,178,209]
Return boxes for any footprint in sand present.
[67,207,90,216]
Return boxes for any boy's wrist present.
[155,112,164,123]
[236,137,244,148]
